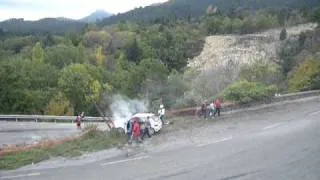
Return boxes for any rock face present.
[188,23,317,72]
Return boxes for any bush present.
[288,55,320,92]
[171,94,198,109]
[222,80,278,104]
[82,124,103,138]
[239,59,282,85]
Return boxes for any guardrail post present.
[16,118,18,122]
[35,118,38,123]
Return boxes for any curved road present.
[1,97,320,180]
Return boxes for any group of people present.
[126,116,152,143]
[200,99,221,119]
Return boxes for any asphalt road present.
[0,122,108,147]
[0,122,80,147]
[1,97,320,180]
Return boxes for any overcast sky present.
[0,0,168,21]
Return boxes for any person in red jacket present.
[132,118,141,143]
[214,99,222,117]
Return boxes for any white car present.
[124,113,163,135]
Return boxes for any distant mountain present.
[0,18,86,35]
[80,10,112,22]
[99,0,319,26]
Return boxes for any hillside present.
[80,10,112,23]
[0,18,86,35]
[99,0,319,26]
[188,23,317,71]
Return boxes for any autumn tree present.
[58,64,112,115]
[94,46,105,66]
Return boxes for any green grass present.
[0,127,126,170]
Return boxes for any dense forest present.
[0,0,320,116]
[0,18,86,35]
[99,0,318,25]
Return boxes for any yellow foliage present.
[288,55,320,92]
[86,80,102,102]
[95,46,105,66]
[45,92,73,116]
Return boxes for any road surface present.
[1,97,320,180]
[0,122,108,148]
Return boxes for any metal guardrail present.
[1,90,319,122]
[167,89,320,117]
[0,114,111,123]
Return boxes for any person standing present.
[126,119,133,140]
[200,103,207,119]
[76,113,82,129]
[141,116,152,140]
[214,99,221,117]
[209,101,215,118]
[158,104,166,125]
[132,118,141,143]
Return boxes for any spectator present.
[141,116,152,140]
[214,99,222,117]
[158,104,167,125]
[200,103,207,119]
[132,118,141,143]
[76,113,81,129]
[126,119,133,140]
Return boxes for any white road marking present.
[100,156,149,166]
[1,172,40,179]
[263,123,283,130]
[197,137,233,147]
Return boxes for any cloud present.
[0,0,168,21]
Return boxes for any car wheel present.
[116,127,125,134]
[149,128,155,135]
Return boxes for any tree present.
[125,37,142,63]
[43,33,55,47]
[44,44,85,68]
[32,42,44,62]
[280,28,287,41]
[45,92,73,116]
[57,64,112,114]
[278,37,301,76]
[0,58,58,114]
[311,7,320,24]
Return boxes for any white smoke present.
[109,94,148,129]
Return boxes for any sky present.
[0,0,168,21]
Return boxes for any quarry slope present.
[188,23,317,71]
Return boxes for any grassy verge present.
[0,126,126,170]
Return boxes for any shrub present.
[171,94,198,109]
[82,124,103,138]
[222,80,278,104]
[288,55,320,92]
[239,59,282,85]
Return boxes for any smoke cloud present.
[109,94,148,129]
